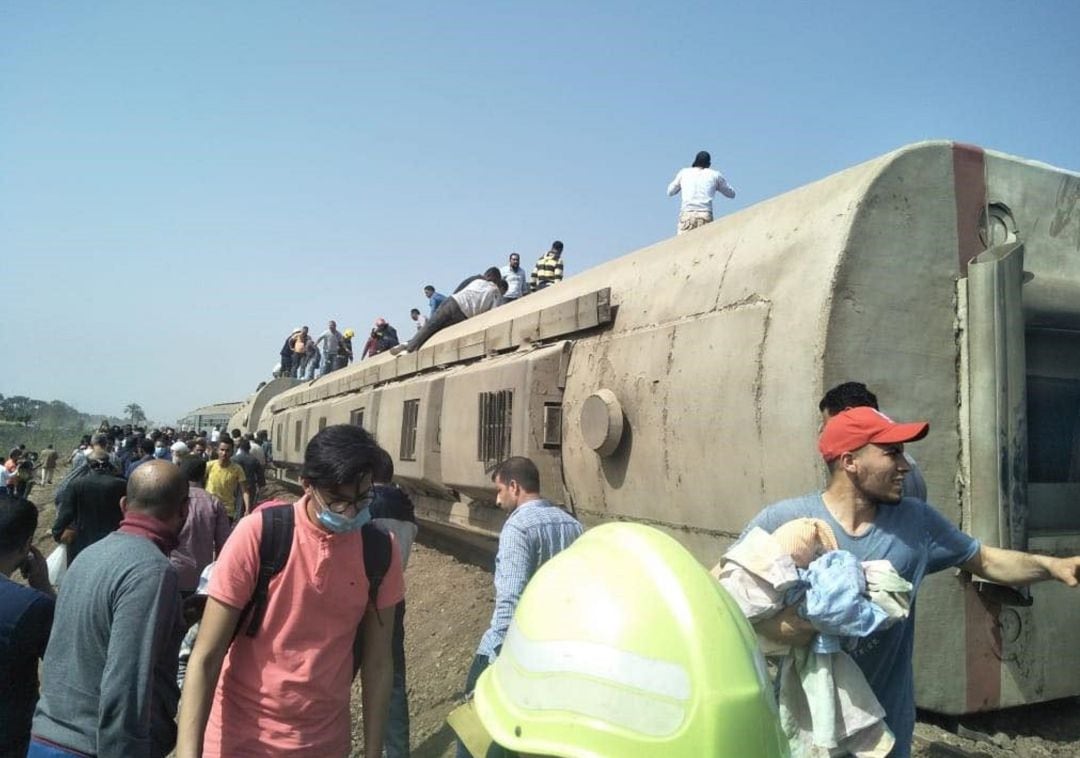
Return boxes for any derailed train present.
[221,141,1080,716]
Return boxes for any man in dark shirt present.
[53,451,127,564]
[0,492,55,757]
[232,439,265,507]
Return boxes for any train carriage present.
[229,141,1080,715]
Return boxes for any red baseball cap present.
[818,406,929,462]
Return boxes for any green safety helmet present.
[473,523,788,758]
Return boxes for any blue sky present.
[3,2,1079,424]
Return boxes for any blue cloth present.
[428,291,447,318]
[0,578,54,756]
[28,737,91,757]
[477,499,583,661]
[800,550,890,638]
[743,493,979,758]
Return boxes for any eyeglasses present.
[312,484,376,515]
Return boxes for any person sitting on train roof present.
[393,267,504,356]
[819,381,927,502]
[530,240,564,292]
[424,284,446,318]
[667,149,735,235]
[741,406,1080,758]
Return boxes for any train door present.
[968,240,1080,552]
[963,239,1080,709]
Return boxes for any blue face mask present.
[315,505,371,534]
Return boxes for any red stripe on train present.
[953,143,986,276]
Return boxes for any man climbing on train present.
[743,406,1080,758]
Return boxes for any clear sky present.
[3,2,1079,424]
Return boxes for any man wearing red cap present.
[745,406,1080,758]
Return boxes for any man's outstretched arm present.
[962,545,1080,587]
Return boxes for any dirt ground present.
[22,466,1080,757]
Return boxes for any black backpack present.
[236,503,394,676]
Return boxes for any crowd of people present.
[272,242,567,379]
[5,393,1080,757]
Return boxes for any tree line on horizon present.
[0,394,128,430]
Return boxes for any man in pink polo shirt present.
[176,426,404,758]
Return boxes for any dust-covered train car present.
[248,141,1080,715]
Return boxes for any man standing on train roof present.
[744,407,1080,758]
[424,285,447,318]
[819,381,927,502]
[279,327,302,378]
[530,241,564,292]
[500,253,528,302]
[315,320,344,378]
[667,150,736,235]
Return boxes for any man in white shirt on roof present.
[393,267,503,355]
[666,150,736,235]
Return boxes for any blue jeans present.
[385,601,410,758]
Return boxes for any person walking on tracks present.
[743,406,1080,758]
[176,425,404,758]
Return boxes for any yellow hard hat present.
[343,328,355,339]
[473,523,787,758]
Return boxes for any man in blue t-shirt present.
[747,406,1080,758]
[0,493,56,757]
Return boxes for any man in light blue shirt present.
[423,285,446,319]
[457,457,582,758]
[500,253,528,302]
[747,406,1080,757]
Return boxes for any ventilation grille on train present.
[400,399,420,461]
[478,390,513,468]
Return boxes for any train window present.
[400,399,420,461]
[478,390,513,466]
[275,425,282,453]
[543,403,562,448]
[294,420,302,452]
[318,417,327,432]
[351,408,365,429]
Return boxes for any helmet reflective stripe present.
[494,621,690,737]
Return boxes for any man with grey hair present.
[31,461,189,758]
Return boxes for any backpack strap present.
[238,504,294,638]
[352,523,395,679]
[361,522,393,608]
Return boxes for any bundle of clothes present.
[713,518,913,758]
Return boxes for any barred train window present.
[478,390,513,466]
[318,417,327,432]
[350,408,365,429]
[400,399,420,461]
[294,420,302,452]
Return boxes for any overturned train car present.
[239,141,1080,715]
